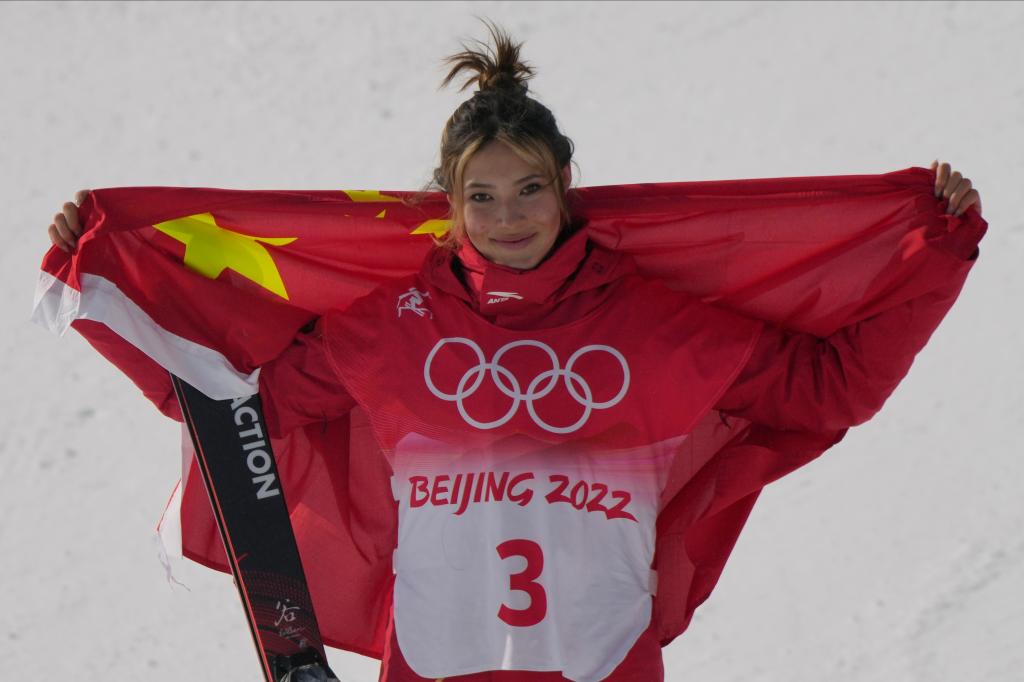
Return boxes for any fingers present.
[47,190,90,253]
[943,174,980,216]
[933,160,951,197]
[946,175,970,212]
[51,211,78,252]
[932,161,981,216]
[956,188,981,217]
[62,201,82,236]
[942,171,963,199]
[942,171,964,212]
[48,224,70,253]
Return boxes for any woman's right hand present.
[48,189,91,253]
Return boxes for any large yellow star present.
[153,213,296,300]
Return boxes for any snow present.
[2,1,1022,679]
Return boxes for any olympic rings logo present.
[423,338,630,434]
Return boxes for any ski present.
[170,374,338,681]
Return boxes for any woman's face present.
[459,140,569,270]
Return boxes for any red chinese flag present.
[33,168,985,657]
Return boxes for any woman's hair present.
[430,19,576,247]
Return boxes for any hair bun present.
[479,70,528,96]
[440,19,534,97]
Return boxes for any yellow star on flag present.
[410,219,452,237]
[153,213,297,300]
[341,190,401,203]
[341,188,450,236]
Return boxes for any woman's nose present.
[495,200,525,227]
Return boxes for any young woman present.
[47,22,983,682]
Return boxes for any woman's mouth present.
[491,233,536,250]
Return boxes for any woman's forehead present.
[464,141,543,186]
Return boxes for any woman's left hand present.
[931,160,983,217]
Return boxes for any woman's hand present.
[47,189,90,253]
[931,160,982,217]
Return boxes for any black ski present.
[170,374,338,682]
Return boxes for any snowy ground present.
[2,2,1022,680]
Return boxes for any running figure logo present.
[397,287,432,319]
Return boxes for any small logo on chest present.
[397,287,432,318]
[485,291,523,305]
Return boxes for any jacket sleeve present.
[715,253,976,433]
[258,313,356,438]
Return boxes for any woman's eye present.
[469,184,542,203]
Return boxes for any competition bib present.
[389,431,680,680]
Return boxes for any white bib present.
[389,433,680,681]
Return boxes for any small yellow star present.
[410,219,452,237]
[341,189,400,203]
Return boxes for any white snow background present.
[2,1,1022,680]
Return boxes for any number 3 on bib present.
[496,539,547,627]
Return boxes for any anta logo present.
[485,290,523,305]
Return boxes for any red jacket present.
[260,225,975,682]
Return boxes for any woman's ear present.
[561,164,572,191]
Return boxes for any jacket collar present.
[422,224,633,319]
